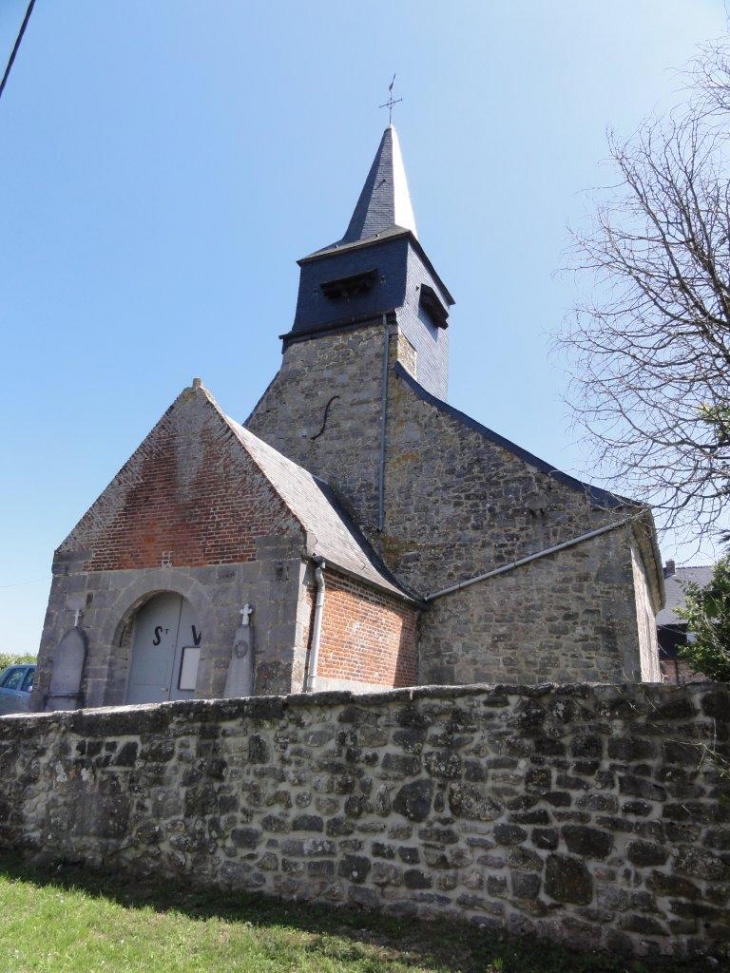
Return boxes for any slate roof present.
[395,363,630,510]
[302,224,411,262]
[212,403,413,601]
[342,125,417,244]
[308,126,418,260]
[656,566,714,626]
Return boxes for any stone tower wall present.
[247,323,390,534]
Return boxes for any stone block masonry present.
[381,365,663,684]
[247,323,389,536]
[1,683,728,960]
[248,322,663,687]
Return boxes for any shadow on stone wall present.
[0,683,728,962]
[0,850,712,973]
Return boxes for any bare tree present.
[558,40,730,540]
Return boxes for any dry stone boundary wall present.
[0,683,728,960]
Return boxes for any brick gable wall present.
[57,386,304,572]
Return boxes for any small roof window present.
[320,268,378,300]
[419,283,449,329]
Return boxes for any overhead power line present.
[0,577,47,590]
[0,0,37,103]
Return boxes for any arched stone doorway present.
[126,592,202,704]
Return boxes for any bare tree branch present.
[557,38,730,540]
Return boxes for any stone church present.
[33,125,664,710]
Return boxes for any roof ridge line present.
[393,363,632,509]
[222,411,415,601]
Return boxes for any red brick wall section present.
[317,572,418,688]
[660,658,708,684]
[58,390,303,571]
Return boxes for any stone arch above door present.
[99,570,215,706]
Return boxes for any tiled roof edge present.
[221,404,416,604]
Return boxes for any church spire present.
[341,125,418,244]
[286,122,453,403]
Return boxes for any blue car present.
[0,664,36,714]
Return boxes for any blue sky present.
[1,1,726,655]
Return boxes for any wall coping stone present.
[2,678,719,729]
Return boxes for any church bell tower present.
[247,124,454,532]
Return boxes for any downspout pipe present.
[377,312,390,531]
[306,556,326,692]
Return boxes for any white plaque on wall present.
[178,647,201,691]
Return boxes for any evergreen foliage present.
[677,558,730,681]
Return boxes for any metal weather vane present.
[379,74,402,125]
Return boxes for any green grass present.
[0,854,711,973]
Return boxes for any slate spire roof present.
[341,125,418,244]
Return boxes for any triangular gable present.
[57,381,415,601]
[57,382,304,572]
[394,362,630,510]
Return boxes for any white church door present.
[126,593,202,704]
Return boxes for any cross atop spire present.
[340,124,418,244]
[379,74,402,126]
